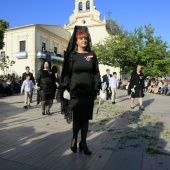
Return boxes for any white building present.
[0,24,70,77]
[0,0,120,78]
[64,0,120,78]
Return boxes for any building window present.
[86,1,90,10]
[20,41,26,52]
[54,47,57,55]
[79,2,83,12]
[42,42,46,52]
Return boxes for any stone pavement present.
[0,90,170,170]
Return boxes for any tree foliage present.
[0,56,15,75]
[0,19,15,75]
[0,19,9,50]
[93,24,170,77]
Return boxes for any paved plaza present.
[0,90,170,170]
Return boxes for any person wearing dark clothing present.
[102,69,112,100]
[59,26,101,155]
[22,66,35,102]
[22,66,35,84]
[36,61,56,115]
[128,65,145,110]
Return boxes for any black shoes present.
[130,106,144,110]
[79,142,92,155]
[23,105,28,109]
[70,139,92,155]
[23,105,32,108]
[71,138,77,153]
[46,111,51,115]
[139,106,144,111]
[112,101,115,104]
[42,111,51,115]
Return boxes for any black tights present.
[73,120,89,145]
[41,100,53,113]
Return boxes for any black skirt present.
[71,93,94,122]
[131,87,144,98]
[40,89,55,101]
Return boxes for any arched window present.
[86,1,90,10]
[79,2,83,12]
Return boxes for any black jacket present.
[128,71,145,96]
[62,52,101,93]
[102,74,112,87]
[22,72,35,85]
[36,70,56,102]
[57,52,101,123]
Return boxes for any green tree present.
[93,28,138,74]
[0,56,15,75]
[0,19,9,50]
[133,24,170,76]
[0,19,15,75]
[93,24,170,77]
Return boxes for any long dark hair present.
[134,64,142,72]
[40,60,51,70]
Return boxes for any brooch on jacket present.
[84,55,93,61]
[48,71,53,74]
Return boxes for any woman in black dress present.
[128,65,145,110]
[60,26,101,155]
[36,60,56,115]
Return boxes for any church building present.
[0,0,120,78]
[64,0,120,78]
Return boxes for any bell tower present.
[75,0,94,14]
[64,1,120,82]
[64,0,106,29]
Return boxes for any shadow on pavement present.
[0,92,170,170]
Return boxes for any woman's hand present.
[63,90,70,100]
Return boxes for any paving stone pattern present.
[0,90,170,170]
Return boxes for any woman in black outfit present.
[60,26,101,155]
[128,65,145,110]
[36,60,56,115]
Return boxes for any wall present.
[0,25,69,78]
[0,26,36,77]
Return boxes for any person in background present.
[162,80,169,95]
[128,65,145,110]
[144,79,148,92]
[21,75,34,108]
[102,69,112,100]
[36,60,56,115]
[22,66,35,102]
[153,80,163,94]
[109,72,119,104]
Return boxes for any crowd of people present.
[0,74,22,97]
[144,77,170,95]
[100,67,170,112]
[116,76,170,96]
[1,25,170,157]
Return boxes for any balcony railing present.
[16,52,27,58]
[37,51,64,62]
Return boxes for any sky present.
[0,0,170,45]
